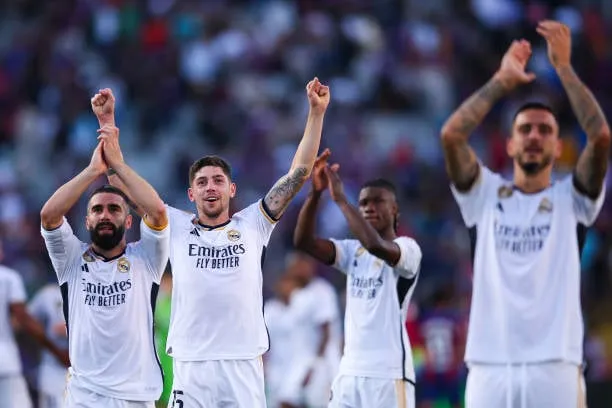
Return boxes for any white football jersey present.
[166,200,276,360]
[28,284,69,394]
[0,265,27,376]
[263,297,295,386]
[287,278,342,367]
[451,166,605,364]
[41,217,169,401]
[330,237,422,381]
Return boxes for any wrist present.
[106,168,117,177]
[308,107,326,119]
[555,63,573,72]
[309,188,323,197]
[97,114,115,127]
[492,72,515,92]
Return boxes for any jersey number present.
[171,390,184,408]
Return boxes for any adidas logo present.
[190,228,200,237]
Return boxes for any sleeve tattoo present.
[264,167,309,219]
[557,66,610,197]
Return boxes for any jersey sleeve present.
[40,218,84,284]
[8,270,27,305]
[329,239,358,274]
[235,200,278,246]
[566,175,606,226]
[138,219,170,284]
[392,237,422,279]
[450,165,500,227]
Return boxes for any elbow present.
[40,205,59,230]
[147,203,168,228]
[596,127,611,149]
[440,126,462,147]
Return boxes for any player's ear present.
[125,214,133,230]
[506,137,516,158]
[84,215,91,230]
[229,182,237,198]
[187,187,195,202]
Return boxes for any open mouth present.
[205,197,219,202]
[96,224,115,232]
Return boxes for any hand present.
[312,148,331,193]
[97,125,124,169]
[306,77,330,115]
[494,40,536,90]
[324,163,346,203]
[91,88,116,126]
[52,322,67,337]
[88,142,108,175]
[536,20,571,69]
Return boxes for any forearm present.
[40,167,101,229]
[557,65,610,141]
[557,65,611,196]
[337,200,382,251]
[111,162,167,227]
[290,111,325,173]
[107,172,144,217]
[442,76,509,139]
[294,190,322,248]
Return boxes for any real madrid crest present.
[82,251,94,262]
[497,185,514,198]
[227,229,241,241]
[537,197,553,213]
[117,257,130,273]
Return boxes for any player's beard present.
[200,200,226,221]
[89,222,125,250]
[517,152,553,176]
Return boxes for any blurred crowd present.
[3,0,612,405]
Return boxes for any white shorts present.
[64,380,155,408]
[0,374,33,408]
[169,358,266,408]
[328,375,415,408]
[278,357,334,407]
[465,362,587,408]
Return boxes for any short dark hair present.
[189,155,233,185]
[512,102,558,123]
[361,178,397,197]
[88,185,131,210]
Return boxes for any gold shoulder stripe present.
[259,201,278,224]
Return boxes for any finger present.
[306,80,314,91]
[523,72,537,83]
[321,148,331,159]
[318,85,329,96]
[536,26,550,39]
[330,163,340,172]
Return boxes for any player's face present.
[188,166,236,220]
[85,193,132,250]
[358,187,398,234]
[508,109,561,175]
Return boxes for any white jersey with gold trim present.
[330,237,422,381]
[0,265,27,376]
[41,218,169,401]
[451,166,605,364]
[166,200,276,361]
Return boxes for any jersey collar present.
[196,218,231,231]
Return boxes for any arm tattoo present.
[442,77,506,189]
[264,167,309,219]
[557,66,610,197]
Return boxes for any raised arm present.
[537,21,611,198]
[441,40,535,191]
[293,149,336,265]
[264,78,330,220]
[92,89,167,228]
[324,163,401,265]
[40,144,106,230]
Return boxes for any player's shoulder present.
[166,204,196,223]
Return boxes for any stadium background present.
[2,0,612,406]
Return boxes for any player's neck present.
[513,165,553,194]
[90,241,127,261]
[197,212,230,228]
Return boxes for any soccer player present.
[40,91,170,407]
[440,21,610,408]
[0,240,69,408]
[28,282,70,408]
[277,252,341,408]
[110,77,328,407]
[293,149,423,407]
[263,274,298,408]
